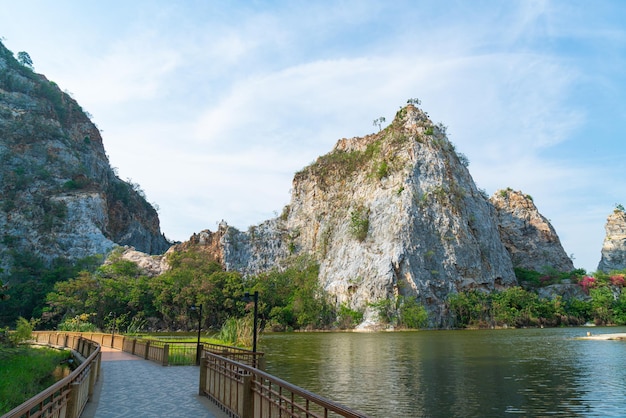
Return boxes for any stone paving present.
[81,347,227,418]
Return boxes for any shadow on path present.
[82,347,227,418]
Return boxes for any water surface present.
[259,327,626,417]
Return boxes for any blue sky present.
[1,0,625,272]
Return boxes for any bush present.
[349,206,370,242]
[10,317,36,345]
[57,314,97,332]
[336,304,363,329]
[398,297,428,328]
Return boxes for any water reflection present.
[260,327,626,417]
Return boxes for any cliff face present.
[490,189,574,272]
[597,210,626,272]
[287,105,517,325]
[0,42,169,275]
[185,106,519,324]
[176,105,575,325]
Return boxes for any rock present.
[490,189,574,272]
[119,247,168,277]
[597,209,626,272]
[0,40,170,275]
[166,105,574,326]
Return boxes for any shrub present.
[10,317,35,345]
[398,297,428,329]
[349,206,370,242]
[58,314,97,332]
[375,161,389,180]
[579,276,596,294]
[336,304,363,329]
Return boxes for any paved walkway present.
[81,347,227,418]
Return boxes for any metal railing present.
[1,334,101,418]
[202,342,265,369]
[199,351,369,418]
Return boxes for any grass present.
[0,346,70,414]
[132,333,238,365]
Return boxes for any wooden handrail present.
[1,335,101,418]
[200,351,369,418]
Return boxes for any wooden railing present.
[202,342,266,369]
[1,333,101,418]
[200,352,369,418]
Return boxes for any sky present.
[1,0,625,272]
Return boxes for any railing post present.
[88,357,98,398]
[144,341,150,360]
[241,374,254,418]
[196,343,203,366]
[132,338,137,355]
[66,382,81,418]
[162,344,169,366]
[256,356,266,371]
[199,358,207,396]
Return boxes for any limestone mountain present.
[597,209,626,272]
[174,105,573,326]
[490,188,574,272]
[0,41,170,276]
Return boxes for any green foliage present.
[369,298,394,324]
[407,98,421,106]
[336,304,364,329]
[457,152,470,167]
[349,206,370,242]
[57,314,97,332]
[0,346,69,414]
[16,51,33,69]
[10,317,36,345]
[217,316,254,347]
[397,296,428,329]
[375,160,389,180]
[373,116,386,131]
[589,287,614,325]
[368,296,428,328]
[515,267,585,289]
[424,127,434,135]
[0,253,100,327]
[249,256,333,330]
[297,139,383,189]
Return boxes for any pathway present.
[81,347,227,418]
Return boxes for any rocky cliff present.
[490,188,574,272]
[174,104,575,326]
[597,209,626,272]
[0,42,170,276]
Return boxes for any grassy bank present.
[0,346,70,414]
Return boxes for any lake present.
[258,327,626,417]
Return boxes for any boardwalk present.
[82,347,227,418]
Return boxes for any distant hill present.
[0,41,170,278]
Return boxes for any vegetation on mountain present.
[447,268,626,328]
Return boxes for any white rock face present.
[119,247,168,277]
[0,41,170,273]
[184,106,573,326]
[598,210,626,272]
[204,106,515,325]
[284,105,515,326]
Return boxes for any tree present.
[372,117,386,132]
[0,281,8,301]
[16,51,33,69]
[407,98,421,106]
